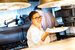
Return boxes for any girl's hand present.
[41,32,51,41]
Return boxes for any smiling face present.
[32,12,42,26]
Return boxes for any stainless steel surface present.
[22,37,75,50]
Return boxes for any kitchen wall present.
[0,10,18,27]
[17,2,39,15]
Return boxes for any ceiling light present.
[38,0,75,8]
[0,0,31,11]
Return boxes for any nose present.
[39,18,42,22]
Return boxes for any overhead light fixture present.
[0,0,31,11]
[38,0,75,8]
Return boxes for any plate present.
[46,27,69,33]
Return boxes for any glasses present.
[33,16,42,20]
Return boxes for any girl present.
[27,11,51,47]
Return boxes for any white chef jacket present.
[27,24,50,47]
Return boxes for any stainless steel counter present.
[22,37,75,50]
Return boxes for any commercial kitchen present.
[0,0,75,50]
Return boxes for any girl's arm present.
[41,32,51,41]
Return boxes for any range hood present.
[38,0,75,8]
[0,0,31,11]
